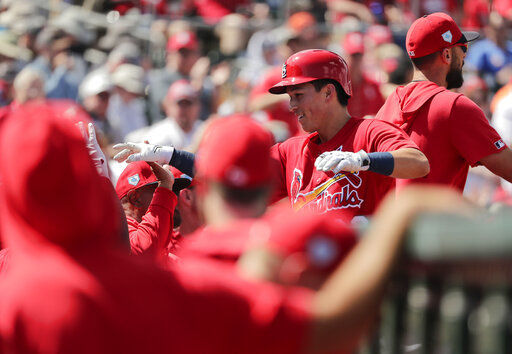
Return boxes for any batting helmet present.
[269,49,352,97]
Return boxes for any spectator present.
[342,31,385,118]
[147,29,213,122]
[126,79,202,149]
[107,63,148,143]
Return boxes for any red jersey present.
[375,81,507,192]
[126,187,177,258]
[271,117,419,216]
[348,76,385,118]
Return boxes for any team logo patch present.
[494,139,505,149]
[282,64,287,78]
[127,174,140,186]
[442,30,452,43]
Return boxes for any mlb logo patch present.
[494,140,505,149]
[282,64,287,78]
[408,50,415,57]
[127,174,140,186]
[442,30,452,43]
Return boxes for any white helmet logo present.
[282,64,287,78]
[128,174,140,186]
[442,30,453,43]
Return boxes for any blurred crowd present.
[0,0,510,206]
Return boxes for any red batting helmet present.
[269,49,352,97]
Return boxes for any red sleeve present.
[172,258,313,354]
[365,119,420,152]
[449,95,507,166]
[269,143,289,204]
[128,187,177,257]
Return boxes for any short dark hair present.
[411,51,439,70]
[310,79,350,106]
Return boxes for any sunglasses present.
[451,36,468,53]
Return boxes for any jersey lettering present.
[290,169,363,212]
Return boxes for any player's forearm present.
[389,148,430,179]
[170,149,196,177]
[306,193,413,353]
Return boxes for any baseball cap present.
[195,115,274,189]
[366,24,392,46]
[166,30,198,52]
[343,31,365,55]
[165,79,198,103]
[169,166,194,192]
[406,12,479,58]
[116,161,158,199]
[264,208,357,276]
[111,64,145,95]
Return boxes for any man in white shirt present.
[126,79,202,150]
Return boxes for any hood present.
[0,102,122,255]
[388,81,446,126]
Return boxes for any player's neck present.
[317,106,350,144]
[412,68,447,88]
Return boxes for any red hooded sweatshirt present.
[376,81,506,191]
[0,103,312,354]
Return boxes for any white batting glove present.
[112,142,175,164]
[315,150,370,174]
[78,122,109,179]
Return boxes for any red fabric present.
[376,81,507,192]
[462,0,490,29]
[0,102,313,354]
[126,187,177,258]
[347,76,385,118]
[270,117,419,216]
[0,248,9,275]
[186,0,248,24]
[196,115,274,188]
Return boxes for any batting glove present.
[78,122,109,179]
[113,142,175,164]
[315,150,370,174]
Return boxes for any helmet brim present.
[268,76,320,94]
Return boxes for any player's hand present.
[78,121,109,179]
[112,142,174,164]
[315,150,370,174]
[147,162,175,191]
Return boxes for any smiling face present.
[286,82,328,133]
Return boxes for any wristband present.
[367,152,394,176]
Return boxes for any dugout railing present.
[358,209,512,354]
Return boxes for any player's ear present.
[441,48,451,64]
[325,84,334,100]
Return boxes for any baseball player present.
[268,49,430,217]
[376,12,512,191]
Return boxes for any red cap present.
[169,166,194,190]
[166,31,198,52]
[265,208,356,274]
[406,12,479,58]
[196,115,273,188]
[115,162,158,199]
[343,32,365,55]
[165,79,198,103]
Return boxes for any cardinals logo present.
[290,168,363,212]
